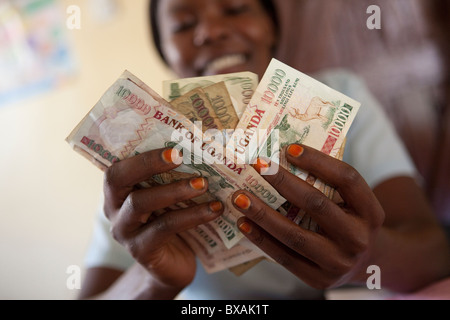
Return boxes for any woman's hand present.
[232,144,385,289]
[102,148,223,296]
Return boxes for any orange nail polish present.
[287,144,304,157]
[239,221,252,234]
[234,194,251,210]
[252,158,270,174]
[162,148,182,164]
[140,213,151,224]
[190,177,205,190]
[209,201,223,213]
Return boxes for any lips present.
[203,53,247,75]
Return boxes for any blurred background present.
[0,0,173,299]
[0,0,448,299]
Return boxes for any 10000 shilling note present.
[228,58,360,181]
[227,59,360,232]
[66,70,286,261]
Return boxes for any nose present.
[193,13,230,47]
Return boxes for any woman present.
[79,0,450,299]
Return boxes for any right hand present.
[102,148,224,294]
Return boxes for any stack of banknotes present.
[66,58,360,275]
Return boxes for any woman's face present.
[157,0,276,79]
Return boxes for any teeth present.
[205,54,246,74]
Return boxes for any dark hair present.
[149,0,280,64]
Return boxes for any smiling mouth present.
[204,54,247,75]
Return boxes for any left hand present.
[232,144,385,289]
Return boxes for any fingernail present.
[239,221,252,234]
[190,177,205,190]
[140,213,151,224]
[234,194,251,210]
[209,201,223,213]
[287,144,304,157]
[162,148,182,164]
[252,158,270,175]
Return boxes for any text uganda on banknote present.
[66,58,361,276]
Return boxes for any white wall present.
[0,0,173,299]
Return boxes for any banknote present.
[163,71,258,118]
[202,82,239,129]
[66,70,286,253]
[181,229,267,274]
[170,86,224,132]
[66,71,174,171]
[227,58,360,184]
[169,82,239,134]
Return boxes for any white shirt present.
[84,69,417,299]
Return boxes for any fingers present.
[233,194,355,289]
[236,216,354,289]
[113,177,210,237]
[118,201,224,262]
[255,164,360,240]
[233,191,343,264]
[103,148,182,208]
[236,216,328,287]
[255,144,384,228]
[284,144,383,224]
[230,144,388,288]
